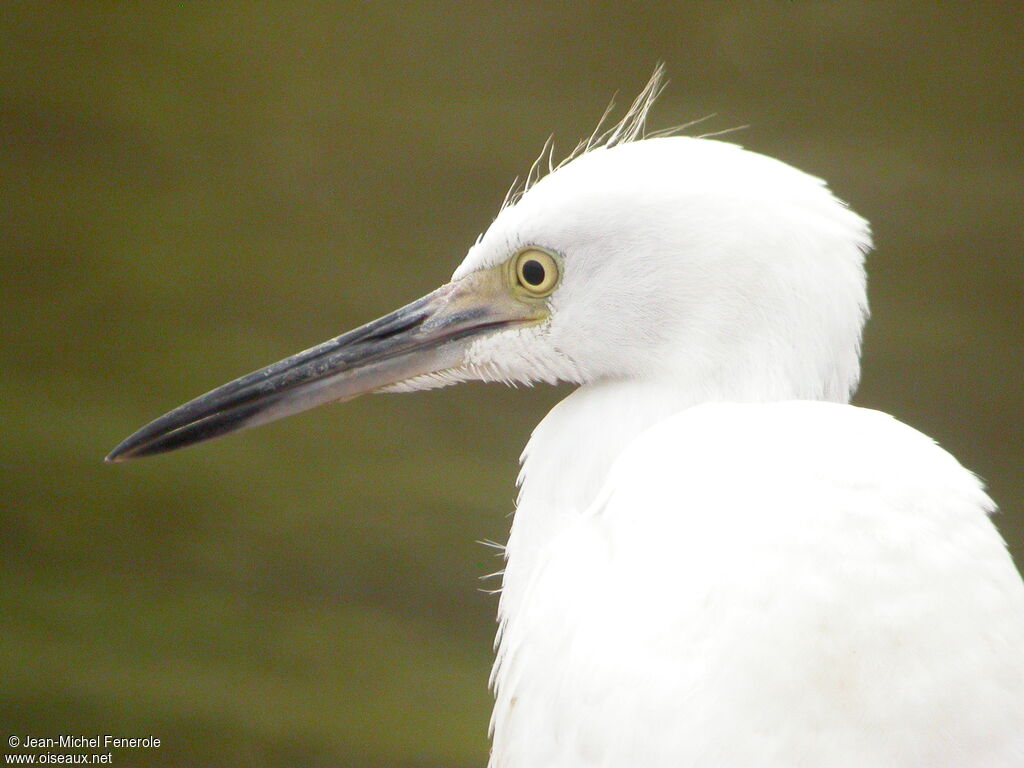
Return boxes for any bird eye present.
[513,249,559,297]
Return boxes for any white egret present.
[108,70,1024,767]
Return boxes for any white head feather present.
[452,74,870,404]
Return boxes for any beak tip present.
[105,440,137,464]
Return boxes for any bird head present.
[450,136,870,395]
[107,87,870,462]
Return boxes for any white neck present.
[493,379,699,628]
[498,356,856,621]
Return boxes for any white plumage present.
[448,83,1024,767]
[491,401,1024,766]
[110,72,1024,767]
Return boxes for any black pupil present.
[521,259,546,287]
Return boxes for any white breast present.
[491,400,1024,768]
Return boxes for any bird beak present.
[106,266,542,462]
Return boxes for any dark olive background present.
[3,4,1021,767]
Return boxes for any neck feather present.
[497,360,857,628]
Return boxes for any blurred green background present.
[3,3,1022,766]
